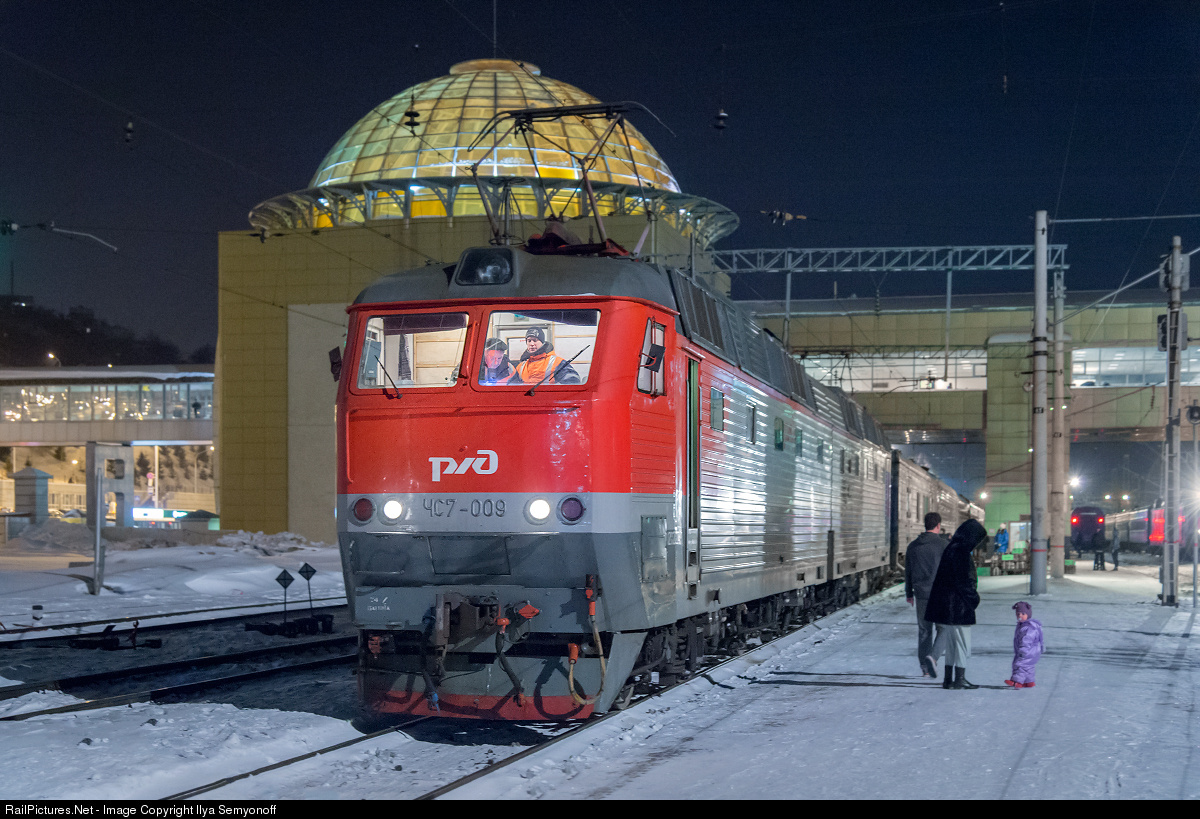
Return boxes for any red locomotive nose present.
[352,497,375,522]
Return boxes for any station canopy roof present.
[250,59,739,248]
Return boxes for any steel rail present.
[0,635,355,701]
[161,717,434,801]
[0,598,346,640]
[1,653,355,721]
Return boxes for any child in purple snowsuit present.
[1005,601,1044,688]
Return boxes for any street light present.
[46,353,61,367]
[1069,476,1081,488]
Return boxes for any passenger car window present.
[479,309,599,386]
[356,313,468,390]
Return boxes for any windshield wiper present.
[526,345,590,396]
[375,354,402,399]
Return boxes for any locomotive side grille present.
[810,381,846,429]
[631,407,675,494]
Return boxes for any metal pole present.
[784,272,793,351]
[1050,268,1066,579]
[1164,236,1184,606]
[1191,409,1198,608]
[944,268,952,382]
[93,465,104,596]
[1030,211,1049,594]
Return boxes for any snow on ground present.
[2,528,1197,800]
[449,560,1200,800]
[0,523,345,634]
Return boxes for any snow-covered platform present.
[451,558,1200,800]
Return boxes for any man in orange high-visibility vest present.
[513,327,581,385]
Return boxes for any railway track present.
[1,635,356,721]
[0,598,347,643]
[156,587,894,801]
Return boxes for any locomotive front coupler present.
[427,592,501,650]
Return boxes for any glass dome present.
[310,59,680,192]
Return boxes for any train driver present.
[513,327,581,385]
[479,337,516,384]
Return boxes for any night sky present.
[2,1,1198,356]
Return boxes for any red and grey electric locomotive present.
[333,103,976,722]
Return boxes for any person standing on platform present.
[994,526,1009,554]
[1004,601,1044,689]
[1111,527,1121,571]
[925,518,989,690]
[905,512,950,678]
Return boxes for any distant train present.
[1070,506,1106,555]
[1106,503,1194,556]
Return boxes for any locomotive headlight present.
[526,498,552,523]
[381,500,404,521]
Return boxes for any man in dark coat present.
[905,512,949,678]
[925,518,988,690]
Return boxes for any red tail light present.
[352,497,375,522]
[1071,517,1078,524]
[1098,517,1104,524]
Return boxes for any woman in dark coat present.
[924,518,988,689]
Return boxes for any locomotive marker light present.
[352,497,375,523]
[559,496,585,523]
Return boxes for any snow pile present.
[5,519,96,554]
[216,530,336,555]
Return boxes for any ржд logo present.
[428,449,498,482]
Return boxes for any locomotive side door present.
[684,356,702,594]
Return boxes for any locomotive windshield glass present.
[479,309,599,386]
[356,313,469,390]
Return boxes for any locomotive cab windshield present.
[356,312,469,390]
[478,309,598,387]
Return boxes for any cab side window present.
[637,319,666,396]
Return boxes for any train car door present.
[685,357,702,596]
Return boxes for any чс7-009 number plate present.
[422,498,506,518]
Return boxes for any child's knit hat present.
[1013,601,1032,617]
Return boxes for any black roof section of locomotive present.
[351,247,676,308]
[351,245,888,448]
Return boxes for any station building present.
[0,366,215,514]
